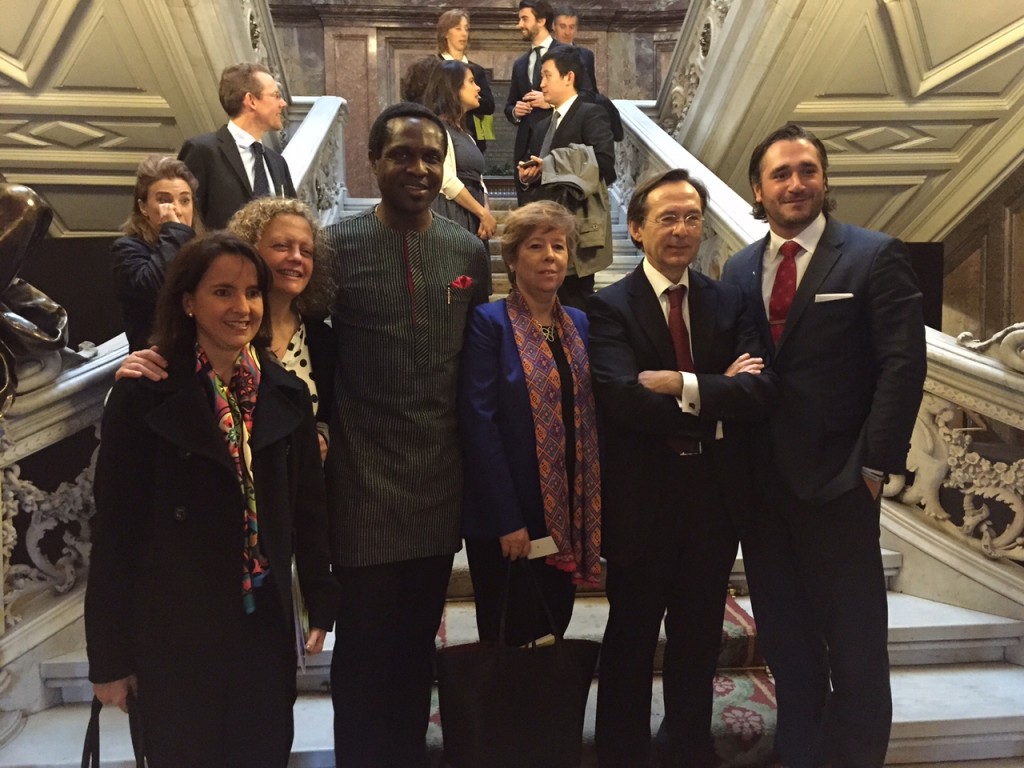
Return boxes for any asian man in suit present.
[721,123,926,767]
[178,63,296,230]
[517,45,615,307]
[588,169,776,767]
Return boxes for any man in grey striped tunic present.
[322,102,490,767]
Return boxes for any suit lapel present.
[217,124,253,196]
[687,270,717,373]
[626,266,677,371]
[551,100,581,149]
[777,217,843,349]
[733,239,772,348]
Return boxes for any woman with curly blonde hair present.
[117,197,337,460]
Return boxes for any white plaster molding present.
[881,0,1024,98]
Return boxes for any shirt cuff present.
[861,467,886,482]
[677,371,700,415]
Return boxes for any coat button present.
[173,506,187,521]
[178,449,192,459]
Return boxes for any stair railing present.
[282,96,350,226]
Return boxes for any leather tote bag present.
[436,560,600,768]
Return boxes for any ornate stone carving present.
[956,323,1024,374]
[2,451,96,628]
[658,0,733,138]
[897,393,1024,564]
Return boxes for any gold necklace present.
[540,324,555,342]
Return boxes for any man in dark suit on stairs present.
[588,168,776,766]
[721,123,926,767]
[178,63,296,229]
[552,5,597,93]
[505,0,562,203]
[517,45,615,308]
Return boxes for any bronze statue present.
[0,184,68,414]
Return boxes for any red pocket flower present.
[450,275,473,289]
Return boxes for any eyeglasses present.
[647,213,704,231]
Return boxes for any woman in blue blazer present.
[458,201,602,646]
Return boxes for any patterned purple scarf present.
[196,343,264,614]
[506,289,602,586]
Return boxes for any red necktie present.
[768,240,801,343]
[667,286,694,372]
[666,286,699,455]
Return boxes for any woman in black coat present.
[112,154,202,350]
[86,233,339,767]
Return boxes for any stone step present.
[10,664,1024,767]
[41,587,1021,705]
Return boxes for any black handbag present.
[81,693,146,767]
[436,560,600,768]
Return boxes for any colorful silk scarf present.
[505,289,602,587]
[196,343,264,614]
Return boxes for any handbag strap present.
[81,697,102,768]
[496,558,565,651]
[82,694,146,767]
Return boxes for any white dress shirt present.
[759,212,826,314]
[227,120,277,197]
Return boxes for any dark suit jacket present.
[576,45,598,94]
[527,98,616,184]
[86,351,339,684]
[587,265,775,564]
[721,216,926,504]
[459,300,590,541]
[178,124,296,230]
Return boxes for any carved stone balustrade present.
[0,334,127,743]
[282,96,349,225]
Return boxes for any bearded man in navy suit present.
[721,124,926,767]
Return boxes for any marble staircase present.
[7,545,1024,767]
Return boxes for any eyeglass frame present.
[646,212,705,231]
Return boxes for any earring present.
[187,312,194,318]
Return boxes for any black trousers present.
[596,453,737,768]
[742,481,891,768]
[465,537,577,646]
[136,581,296,768]
[331,554,454,768]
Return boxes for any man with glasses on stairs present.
[589,168,776,766]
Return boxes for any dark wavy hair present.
[626,168,709,249]
[367,102,448,161]
[519,0,553,30]
[423,60,471,130]
[748,123,835,220]
[150,232,272,366]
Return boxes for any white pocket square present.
[815,293,854,303]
